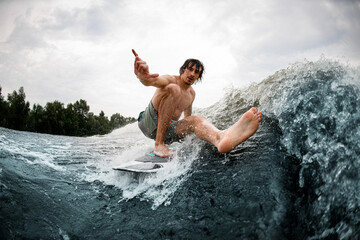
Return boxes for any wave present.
[204,58,360,239]
[1,58,359,239]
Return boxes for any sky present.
[0,0,359,117]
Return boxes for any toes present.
[250,107,258,114]
[248,108,261,122]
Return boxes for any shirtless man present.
[133,49,262,157]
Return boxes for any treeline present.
[0,86,136,136]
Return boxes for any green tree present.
[6,87,30,130]
[64,103,80,136]
[73,99,90,136]
[110,113,126,129]
[1,86,136,136]
[28,104,47,133]
[45,101,66,135]
[85,112,97,135]
[96,110,111,135]
[0,86,9,127]
[74,99,89,118]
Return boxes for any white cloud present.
[0,0,359,117]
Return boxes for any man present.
[133,49,262,157]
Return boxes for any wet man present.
[133,49,262,157]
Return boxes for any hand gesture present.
[132,49,159,79]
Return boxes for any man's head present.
[179,59,205,84]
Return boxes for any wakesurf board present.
[113,153,171,173]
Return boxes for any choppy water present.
[0,58,359,239]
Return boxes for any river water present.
[1,58,359,239]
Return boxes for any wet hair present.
[179,59,205,82]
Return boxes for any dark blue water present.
[0,58,359,239]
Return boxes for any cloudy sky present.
[1,0,359,117]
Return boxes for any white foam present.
[0,131,64,171]
[82,124,202,209]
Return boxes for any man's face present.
[182,64,201,85]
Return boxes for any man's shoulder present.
[158,75,177,85]
[172,75,181,82]
[166,75,178,80]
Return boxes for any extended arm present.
[132,49,175,88]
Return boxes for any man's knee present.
[185,116,206,125]
[177,115,206,135]
[164,83,181,97]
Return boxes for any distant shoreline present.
[0,86,136,136]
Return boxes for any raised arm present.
[132,49,175,88]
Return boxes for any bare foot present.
[217,107,262,153]
[154,143,173,158]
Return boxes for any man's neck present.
[177,75,192,90]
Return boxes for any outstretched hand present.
[132,49,159,79]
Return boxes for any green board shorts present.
[138,101,182,144]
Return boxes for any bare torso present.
[152,76,195,120]
[132,49,262,158]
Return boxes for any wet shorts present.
[138,101,182,144]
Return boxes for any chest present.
[176,90,193,110]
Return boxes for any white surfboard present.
[113,153,171,173]
[113,162,164,173]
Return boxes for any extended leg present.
[176,108,262,153]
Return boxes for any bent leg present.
[154,84,181,157]
[176,108,262,153]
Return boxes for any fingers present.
[132,49,159,78]
[132,49,138,57]
[133,49,144,75]
[133,49,145,69]
[135,60,147,73]
[133,49,148,74]
[133,50,141,66]
[132,49,140,68]
[148,73,159,78]
[136,61,159,78]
